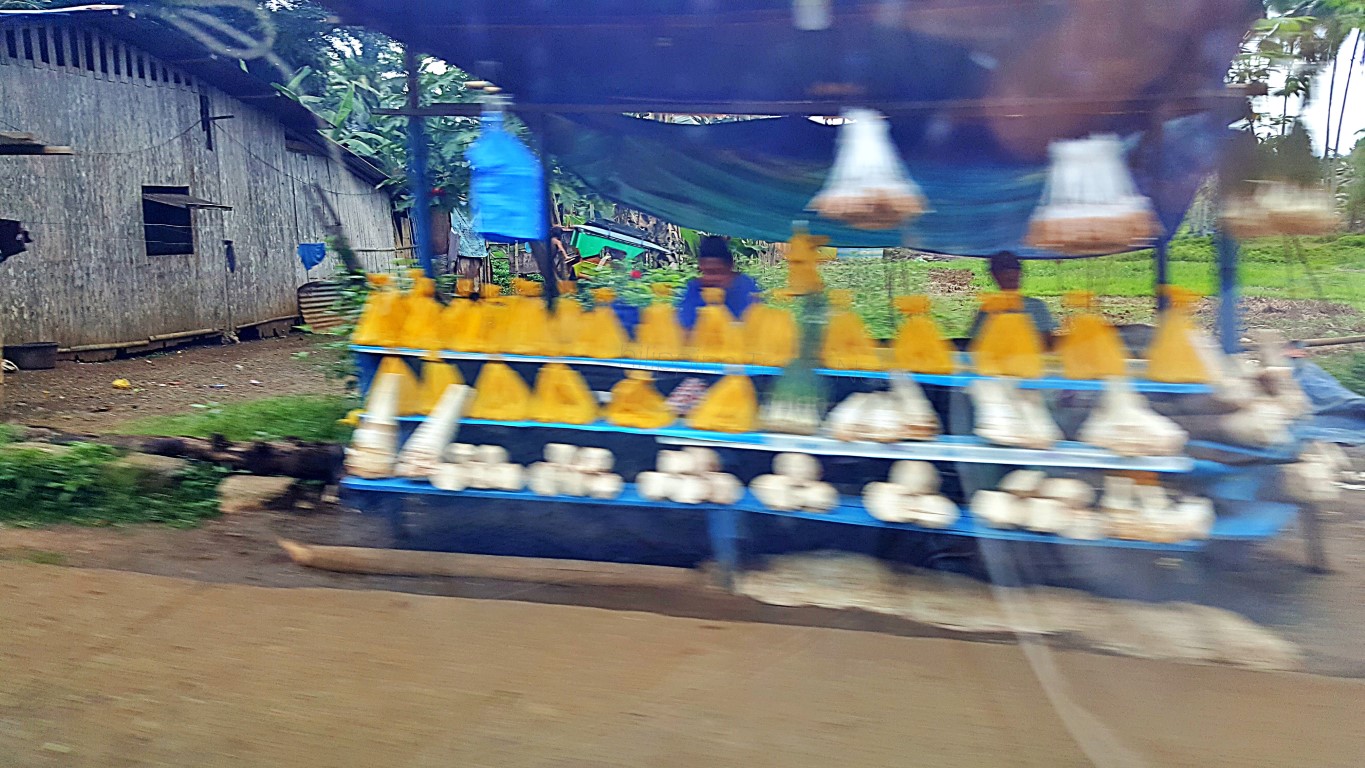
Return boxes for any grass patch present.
[0,442,223,528]
[0,549,68,566]
[118,395,357,444]
[1317,351,1365,396]
[740,234,1365,339]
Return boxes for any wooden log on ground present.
[27,429,342,481]
[278,539,704,590]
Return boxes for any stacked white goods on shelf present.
[636,448,743,505]
[432,444,525,492]
[1024,134,1159,256]
[826,374,940,442]
[1099,476,1215,543]
[861,461,958,527]
[973,470,1104,539]
[807,108,925,230]
[1077,378,1186,457]
[345,372,402,479]
[968,378,1061,450]
[526,443,624,500]
[971,471,1215,542]
[749,453,839,513]
[1150,333,1308,449]
[395,384,473,478]
[1281,441,1351,505]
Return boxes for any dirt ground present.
[1,335,347,433]
[2,563,1363,768]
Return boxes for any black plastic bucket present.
[5,342,58,370]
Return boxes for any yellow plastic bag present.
[892,295,956,374]
[687,373,758,433]
[467,361,532,420]
[376,356,423,416]
[440,279,476,351]
[1145,286,1210,383]
[416,351,465,415]
[467,284,508,354]
[604,370,675,429]
[581,288,629,359]
[529,363,598,424]
[822,289,883,370]
[690,288,745,363]
[1058,292,1128,379]
[969,291,1045,378]
[633,283,685,361]
[503,279,551,356]
[741,293,798,367]
[786,228,833,295]
[550,281,584,357]
[352,273,404,348]
[399,276,445,351]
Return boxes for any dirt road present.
[1,564,1361,768]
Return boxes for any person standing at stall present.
[968,250,1057,347]
[676,235,761,330]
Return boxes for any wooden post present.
[1215,230,1240,353]
[404,47,435,277]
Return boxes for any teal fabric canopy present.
[545,111,1235,254]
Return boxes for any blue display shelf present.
[340,478,1293,553]
[351,345,1214,394]
[390,417,1196,473]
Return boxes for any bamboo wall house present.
[0,6,403,353]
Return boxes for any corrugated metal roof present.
[0,5,391,188]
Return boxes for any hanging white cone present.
[808,108,925,230]
[1025,134,1159,256]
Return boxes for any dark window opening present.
[135,53,144,80]
[125,48,132,78]
[84,33,96,72]
[22,29,33,61]
[142,185,194,256]
[199,91,214,151]
[52,28,64,67]
[37,27,49,65]
[5,29,16,60]
[98,38,108,74]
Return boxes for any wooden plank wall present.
[0,19,401,348]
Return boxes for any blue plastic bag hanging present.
[468,108,546,243]
[297,242,326,270]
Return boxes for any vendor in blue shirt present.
[677,235,762,329]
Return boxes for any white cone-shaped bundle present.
[1078,378,1187,457]
[751,474,798,511]
[889,460,939,495]
[972,489,1022,528]
[808,109,925,230]
[910,495,959,528]
[968,378,1060,450]
[863,481,911,522]
[1025,134,1159,256]
[395,384,472,479]
[772,452,821,481]
[346,372,402,479]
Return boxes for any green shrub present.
[118,395,356,443]
[0,443,223,528]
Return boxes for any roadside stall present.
[320,0,1323,586]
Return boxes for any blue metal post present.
[404,48,434,277]
[1215,230,1240,353]
[1154,238,1170,312]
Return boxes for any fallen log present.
[278,539,703,589]
[26,429,342,482]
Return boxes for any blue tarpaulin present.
[297,242,327,270]
[543,111,1235,253]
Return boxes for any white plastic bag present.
[1025,134,1159,255]
[808,109,925,230]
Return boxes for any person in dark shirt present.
[676,235,761,329]
[967,250,1057,347]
